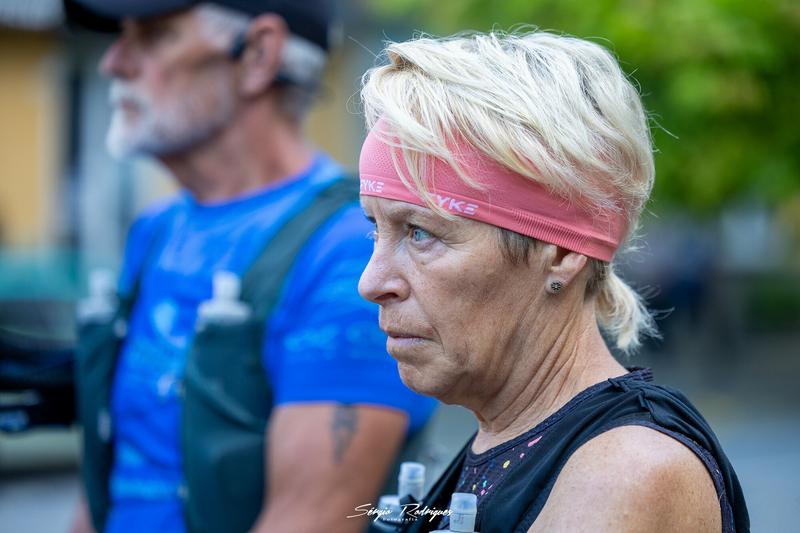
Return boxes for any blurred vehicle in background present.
[0,323,75,432]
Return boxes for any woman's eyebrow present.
[386,206,423,222]
[365,200,456,231]
[379,203,440,224]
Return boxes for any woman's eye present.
[365,218,378,241]
[411,227,432,242]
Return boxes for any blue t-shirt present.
[105,155,437,533]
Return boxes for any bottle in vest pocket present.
[437,492,478,533]
[195,271,252,329]
[366,495,404,533]
[398,462,426,502]
[77,268,118,325]
[368,461,427,533]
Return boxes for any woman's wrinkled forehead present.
[361,195,452,229]
[360,195,416,219]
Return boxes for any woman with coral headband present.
[358,30,748,533]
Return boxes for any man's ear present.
[238,14,288,96]
[540,244,588,294]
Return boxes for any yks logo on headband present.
[360,179,385,193]
[435,195,479,216]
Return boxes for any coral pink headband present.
[358,124,626,262]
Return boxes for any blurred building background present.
[1,0,798,531]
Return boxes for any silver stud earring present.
[550,280,563,292]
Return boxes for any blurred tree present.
[364,0,800,212]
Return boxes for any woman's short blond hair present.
[360,30,658,354]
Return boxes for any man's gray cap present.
[63,0,333,51]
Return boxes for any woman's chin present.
[397,362,452,400]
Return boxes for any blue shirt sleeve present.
[264,202,437,434]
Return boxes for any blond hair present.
[360,30,658,353]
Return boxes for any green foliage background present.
[364,0,800,213]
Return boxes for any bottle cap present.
[195,271,251,328]
[212,270,241,300]
[451,492,477,512]
[378,495,401,513]
[399,462,426,483]
[449,492,477,532]
[77,268,118,324]
[377,494,402,523]
[398,461,426,501]
[89,268,116,297]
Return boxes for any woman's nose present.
[358,243,409,305]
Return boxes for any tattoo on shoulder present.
[331,404,358,464]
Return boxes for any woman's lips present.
[384,331,425,348]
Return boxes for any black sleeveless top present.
[406,368,749,533]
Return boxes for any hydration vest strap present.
[241,177,359,322]
[77,211,171,533]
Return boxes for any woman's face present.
[359,196,547,406]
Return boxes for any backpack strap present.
[117,208,175,317]
[240,177,359,321]
[77,210,170,533]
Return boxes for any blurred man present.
[64,1,436,532]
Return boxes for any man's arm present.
[248,403,408,533]
[530,425,722,533]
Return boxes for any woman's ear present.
[237,14,288,96]
[541,244,588,294]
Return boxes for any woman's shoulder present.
[531,424,722,533]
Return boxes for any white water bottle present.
[195,271,251,329]
[378,495,403,521]
[448,492,478,532]
[76,268,118,324]
[368,461,427,533]
[367,495,404,533]
[398,462,426,502]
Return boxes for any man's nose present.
[99,36,139,79]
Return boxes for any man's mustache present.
[108,80,150,112]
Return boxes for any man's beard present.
[106,76,237,159]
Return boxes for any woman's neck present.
[469,305,626,454]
